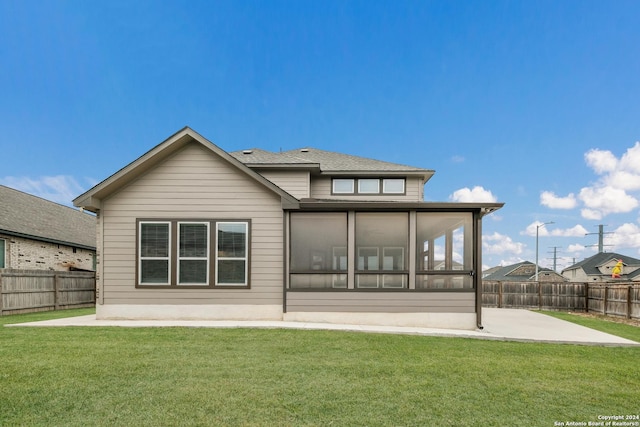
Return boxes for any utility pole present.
[548,246,562,272]
[585,224,613,253]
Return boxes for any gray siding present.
[259,170,310,199]
[310,176,424,201]
[286,291,475,313]
[100,142,284,305]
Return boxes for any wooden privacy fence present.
[0,269,96,315]
[483,281,640,320]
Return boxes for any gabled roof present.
[483,261,557,281]
[231,147,434,180]
[0,185,96,249]
[561,252,640,275]
[73,127,300,213]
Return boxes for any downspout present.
[475,210,483,330]
[282,211,288,314]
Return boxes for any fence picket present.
[0,269,95,315]
[482,281,640,321]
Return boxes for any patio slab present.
[6,308,639,347]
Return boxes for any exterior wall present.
[310,176,424,201]
[0,233,94,271]
[98,142,285,318]
[258,170,310,199]
[284,291,475,329]
[286,291,474,313]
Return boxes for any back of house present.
[74,127,502,329]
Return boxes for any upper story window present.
[333,179,355,194]
[332,178,405,195]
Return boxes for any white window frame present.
[215,221,249,286]
[358,179,380,194]
[138,221,171,286]
[177,221,210,286]
[332,178,355,194]
[382,178,405,194]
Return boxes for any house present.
[73,127,503,329]
[0,185,96,271]
[483,261,566,282]
[561,252,640,282]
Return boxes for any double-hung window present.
[137,219,250,287]
[139,222,171,285]
[216,222,248,285]
[178,222,209,285]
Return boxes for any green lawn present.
[1,309,639,426]
[541,310,640,342]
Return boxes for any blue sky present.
[2,0,640,271]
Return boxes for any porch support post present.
[474,210,483,329]
[347,211,356,289]
[408,211,416,290]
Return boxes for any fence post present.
[603,285,608,316]
[585,283,589,313]
[628,285,632,320]
[54,272,60,311]
[498,281,503,308]
[538,281,542,310]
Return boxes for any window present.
[216,222,248,286]
[137,220,250,288]
[332,179,355,194]
[332,178,406,195]
[383,178,405,194]
[139,222,171,285]
[178,222,209,285]
[358,179,379,194]
[0,238,5,268]
[289,213,348,289]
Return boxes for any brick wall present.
[0,233,95,271]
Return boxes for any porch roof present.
[294,199,504,218]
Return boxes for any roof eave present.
[0,228,96,251]
[294,200,504,214]
[73,127,300,211]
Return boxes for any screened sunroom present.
[283,203,500,329]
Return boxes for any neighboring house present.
[73,127,503,329]
[561,252,640,282]
[483,261,566,282]
[0,185,96,271]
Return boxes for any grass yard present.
[1,309,639,427]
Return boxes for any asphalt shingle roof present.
[483,261,556,281]
[562,252,640,276]
[231,147,432,173]
[0,185,96,249]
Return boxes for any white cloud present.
[540,191,577,209]
[0,175,88,206]
[522,221,554,237]
[483,232,524,255]
[578,185,638,219]
[584,148,618,174]
[451,155,465,163]
[618,141,640,174]
[606,223,640,250]
[541,142,640,220]
[450,186,497,203]
[606,170,640,191]
[566,243,585,253]
[550,224,589,237]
